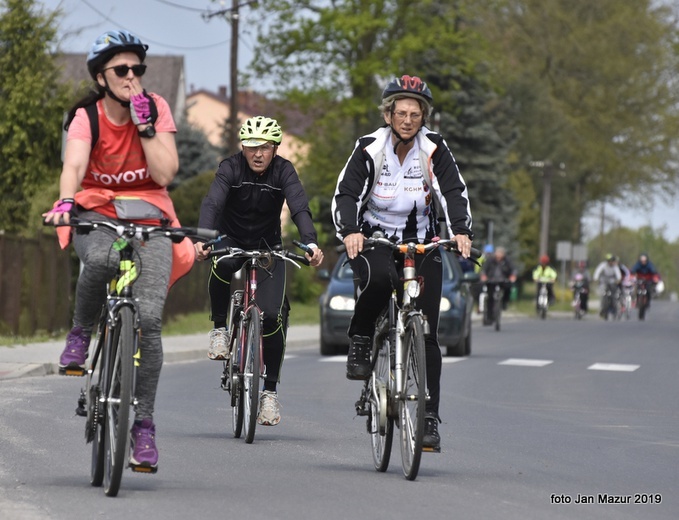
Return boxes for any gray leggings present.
[73,212,172,421]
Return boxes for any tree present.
[249,0,515,243]
[0,0,70,233]
[480,0,679,253]
[173,117,219,189]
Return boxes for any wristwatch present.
[138,125,156,138]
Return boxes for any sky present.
[34,1,679,242]
[583,197,678,243]
[37,0,262,95]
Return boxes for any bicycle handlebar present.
[207,245,311,267]
[47,217,219,243]
[336,235,481,260]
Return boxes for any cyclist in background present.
[42,30,190,472]
[332,75,473,451]
[631,253,661,306]
[471,244,495,313]
[480,246,517,315]
[570,261,591,313]
[532,255,557,308]
[194,116,324,427]
[593,254,622,317]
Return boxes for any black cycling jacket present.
[198,152,318,249]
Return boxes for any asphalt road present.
[1,302,677,520]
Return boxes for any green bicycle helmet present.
[239,116,283,146]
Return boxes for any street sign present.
[556,241,572,261]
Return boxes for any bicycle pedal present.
[59,366,86,377]
[129,463,158,474]
[422,446,441,453]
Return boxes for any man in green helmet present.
[194,116,325,427]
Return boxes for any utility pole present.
[530,161,565,257]
[204,1,254,154]
[228,0,240,153]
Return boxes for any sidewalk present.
[0,325,320,381]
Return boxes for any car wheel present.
[446,326,470,357]
[320,337,338,356]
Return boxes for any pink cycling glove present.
[51,198,75,216]
[130,90,157,126]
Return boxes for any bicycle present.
[635,278,652,321]
[536,282,551,320]
[618,283,634,321]
[571,281,588,320]
[598,282,619,321]
[204,239,310,444]
[351,234,479,480]
[481,282,506,331]
[52,218,217,497]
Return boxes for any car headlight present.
[329,295,355,311]
[440,297,451,312]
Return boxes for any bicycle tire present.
[399,314,426,481]
[369,319,393,472]
[229,317,244,438]
[89,322,107,487]
[494,296,502,331]
[104,306,135,497]
[242,306,261,444]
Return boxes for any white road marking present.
[498,358,553,367]
[442,357,467,364]
[588,363,640,372]
[318,356,347,362]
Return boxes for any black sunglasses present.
[103,64,147,78]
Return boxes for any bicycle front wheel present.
[104,306,135,497]
[369,322,393,472]
[242,306,261,444]
[399,315,426,481]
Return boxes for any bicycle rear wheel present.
[494,296,502,331]
[104,306,135,497]
[228,319,244,438]
[369,322,393,472]
[88,323,107,487]
[399,315,426,481]
[242,306,261,444]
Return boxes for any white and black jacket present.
[332,125,473,241]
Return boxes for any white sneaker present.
[257,390,281,426]
[207,327,229,360]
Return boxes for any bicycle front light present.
[405,279,420,298]
[329,295,355,311]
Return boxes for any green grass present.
[158,300,321,336]
[3,289,576,346]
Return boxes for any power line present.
[79,0,230,51]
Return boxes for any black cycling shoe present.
[422,414,441,451]
[346,335,372,380]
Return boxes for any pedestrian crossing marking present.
[442,358,467,364]
[588,363,640,372]
[498,358,553,367]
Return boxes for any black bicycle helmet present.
[381,75,433,105]
[86,30,148,80]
